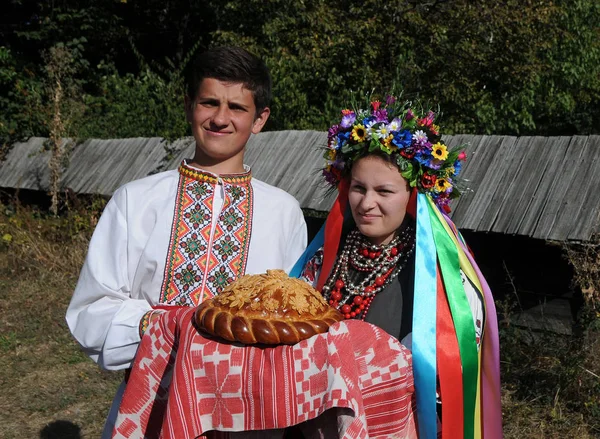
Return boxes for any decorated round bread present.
[194,269,343,345]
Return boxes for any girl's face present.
[348,155,411,245]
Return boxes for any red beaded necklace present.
[322,226,415,320]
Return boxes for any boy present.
[66,46,307,438]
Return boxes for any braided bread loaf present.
[195,269,343,345]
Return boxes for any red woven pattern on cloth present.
[113,308,417,439]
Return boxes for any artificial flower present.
[400,146,416,160]
[392,130,412,149]
[382,134,394,148]
[431,142,449,161]
[373,108,389,122]
[434,177,452,193]
[341,111,356,128]
[428,159,443,170]
[412,130,428,145]
[376,124,391,139]
[364,119,377,139]
[421,172,437,189]
[322,94,467,209]
[388,117,402,131]
[418,111,436,128]
[351,124,367,142]
[328,124,340,139]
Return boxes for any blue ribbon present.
[413,193,438,439]
[289,222,326,278]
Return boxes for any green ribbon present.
[426,198,479,439]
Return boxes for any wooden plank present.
[478,136,531,232]
[450,136,506,229]
[165,137,196,169]
[464,136,519,231]
[448,135,485,224]
[511,299,573,335]
[246,131,332,211]
[499,137,555,234]
[1,133,600,241]
[488,136,540,233]
[537,136,595,240]
[0,138,51,190]
[567,136,600,240]
[518,136,572,237]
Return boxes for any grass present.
[0,200,122,439]
[0,200,599,438]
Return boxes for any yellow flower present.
[382,134,394,148]
[325,149,336,161]
[351,124,367,142]
[435,177,452,192]
[432,142,449,160]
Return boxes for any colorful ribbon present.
[412,193,439,439]
[289,191,501,439]
[427,197,479,439]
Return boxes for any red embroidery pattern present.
[113,308,417,439]
[160,163,253,306]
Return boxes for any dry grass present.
[0,201,599,438]
[0,201,122,439]
[498,297,600,438]
[563,236,600,310]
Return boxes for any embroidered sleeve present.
[139,310,165,337]
[139,311,154,338]
[299,248,324,288]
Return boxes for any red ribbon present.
[436,266,464,438]
[316,179,350,291]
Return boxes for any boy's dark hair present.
[185,46,272,111]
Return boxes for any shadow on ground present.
[40,420,82,439]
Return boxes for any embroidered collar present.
[178,160,252,185]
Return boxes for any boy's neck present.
[189,153,246,175]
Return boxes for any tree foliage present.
[1,0,599,150]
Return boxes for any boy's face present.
[186,78,270,170]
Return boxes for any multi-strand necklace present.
[322,225,415,320]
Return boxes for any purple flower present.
[405,109,415,121]
[428,159,443,170]
[323,169,338,185]
[385,95,397,106]
[328,124,340,139]
[414,140,432,154]
[332,158,345,170]
[373,109,388,123]
[341,112,356,128]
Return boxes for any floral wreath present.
[323,95,467,213]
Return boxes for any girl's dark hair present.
[185,46,272,111]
